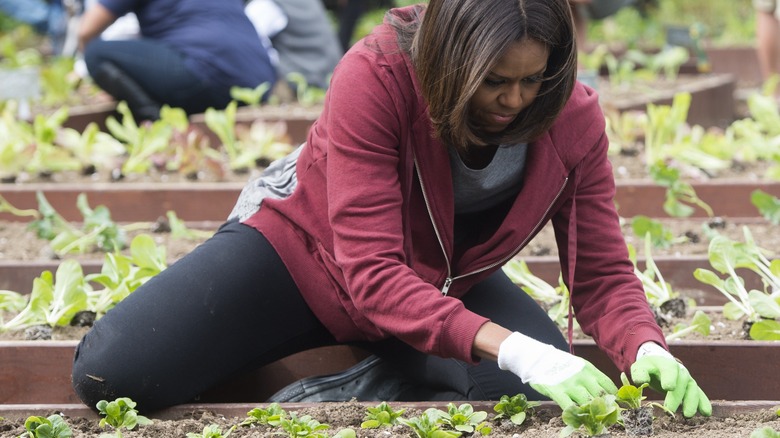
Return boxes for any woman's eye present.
[484,78,503,87]
[523,75,544,84]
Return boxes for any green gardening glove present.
[498,332,618,409]
[630,342,712,418]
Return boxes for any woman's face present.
[468,38,550,134]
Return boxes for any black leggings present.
[72,220,567,411]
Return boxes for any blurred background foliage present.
[348,0,756,49]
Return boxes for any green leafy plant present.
[1,258,89,331]
[615,373,673,437]
[26,191,129,256]
[630,215,688,249]
[751,427,780,438]
[186,424,235,438]
[22,413,73,438]
[398,411,462,438]
[649,161,713,218]
[492,393,540,426]
[694,227,780,339]
[0,194,38,218]
[627,233,684,318]
[239,403,286,427]
[84,233,168,317]
[56,121,125,175]
[105,101,176,176]
[278,413,330,438]
[752,190,780,225]
[96,397,152,437]
[230,82,272,107]
[425,403,490,435]
[360,401,406,429]
[332,429,357,438]
[666,310,712,341]
[560,394,620,437]
[502,258,574,329]
[286,72,328,107]
[165,210,215,241]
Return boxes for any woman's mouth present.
[483,113,517,131]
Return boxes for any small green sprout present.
[398,411,462,438]
[751,427,780,438]
[278,413,330,438]
[666,310,711,341]
[493,393,541,426]
[360,401,406,429]
[95,397,152,437]
[239,402,286,427]
[560,394,620,437]
[185,423,235,438]
[425,403,490,435]
[22,414,73,438]
[332,429,357,438]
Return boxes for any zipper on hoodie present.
[414,156,568,295]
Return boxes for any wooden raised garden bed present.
[2,337,779,406]
[1,178,776,224]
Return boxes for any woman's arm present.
[472,321,512,362]
[77,3,118,51]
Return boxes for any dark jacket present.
[243,6,666,373]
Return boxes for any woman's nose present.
[499,83,523,110]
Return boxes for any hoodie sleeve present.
[551,87,667,373]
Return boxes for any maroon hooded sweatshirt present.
[243,6,666,374]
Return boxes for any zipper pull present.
[441,277,453,296]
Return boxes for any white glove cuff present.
[636,341,674,361]
[498,331,583,385]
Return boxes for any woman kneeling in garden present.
[71,0,711,418]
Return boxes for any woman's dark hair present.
[387,0,577,149]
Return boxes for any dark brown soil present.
[1,401,778,437]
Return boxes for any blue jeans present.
[84,38,230,114]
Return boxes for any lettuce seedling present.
[751,427,780,438]
[278,413,329,438]
[615,372,674,437]
[56,122,125,174]
[561,394,620,437]
[749,319,780,341]
[666,310,712,341]
[96,397,152,437]
[694,228,780,325]
[186,423,234,438]
[85,234,167,317]
[502,259,575,329]
[751,189,780,225]
[229,82,272,107]
[22,413,73,438]
[398,411,462,438]
[360,401,406,429]
[0,194,39,218]
[239,403,286,427]
[649,161,713,218]
[425,403,490,435]
[332,429,357,438]
[630,216,688,249]
[492,393,540,426]
[1,259,89,332]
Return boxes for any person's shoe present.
[267,354,413,403]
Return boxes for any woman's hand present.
[497,331,617,409]
[630,342,712,418]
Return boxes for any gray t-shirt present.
[448,144,528,214]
